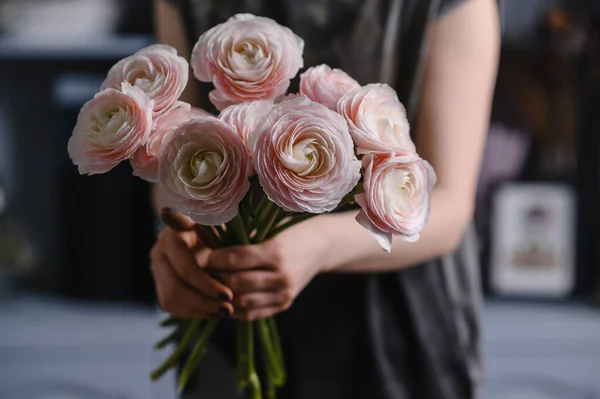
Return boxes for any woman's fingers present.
[212,270,288,294]
[163,229,233,301]
[150,251,233,318]
[231,290,290,310]
[207,245,278,272]
[160,207,196,231]
[233,304,290,322]
[212,270,294,321]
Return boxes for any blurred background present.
[0,0,599,398]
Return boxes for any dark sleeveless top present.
[166,1,484,398]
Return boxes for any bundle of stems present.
[151,190,316,399]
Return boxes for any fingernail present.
[218,292,231,302]
[219,306,231,317]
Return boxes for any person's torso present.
[171,1,483,398]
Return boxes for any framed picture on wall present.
[490,183,576,298]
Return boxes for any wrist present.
[310,212,349,273]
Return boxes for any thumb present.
[160,207,196,231]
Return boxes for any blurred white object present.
[0,0,119,43]
[490,183,576,298]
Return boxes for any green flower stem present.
[254,205,280,243]
[254,194,270,222]
[241,193,254,232]
[266,317,286,386]
[256,319,283,386]
[151,318,201,381]
[267,213,315,238]
[229,214,250,245]
[249,369,263,399]
[274,209,290,225]
[338,190,357,208]
[154,320,190,350]
[237,321,262,399]
[246,321,263,399]
[245,321,254,379]
[259,339,276,399]
[236,322,247,392]
[159,316,180,328]
[177,319,220,393]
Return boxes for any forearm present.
[316,0,498,273]
[318,187,472,273]
[155,0,201,108]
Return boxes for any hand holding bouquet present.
[68,14,436,399]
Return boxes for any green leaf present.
[154,320,189,350]
[159,316,181,328]
[150,318,201,381]
[177,319,220,393]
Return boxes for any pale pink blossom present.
[355,153,436,252]
[131,102,211,182]
[251,97,361,213]
[299,64,360,110]
[101,44,189,117]
[191,14,304,110]
[158,116,252,225]
[337,84,416,155]
[68,83,153,175]
[218,101,273,155]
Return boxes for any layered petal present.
[191,14,304,110]
[300,64,360,110]
[101,44,189,117]
[131,101,211,182]
[68,83,154,175]
[338,84,416,155]
[355,153,436,252]
[158,116,252,225]
[251,97,361,213]
[218,100,273,156]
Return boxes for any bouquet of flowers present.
[67,14,436,399]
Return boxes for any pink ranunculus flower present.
[68,82,154,175]
[101,44,189,117]
[158,116,252,225]
[251,97,361,213]
[299,64,360,110]
[338,83,416,155]
[131,102,211,182]
[355,153,437,252]
[191,14,304,111]
[218,100,273,156]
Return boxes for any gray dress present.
[166,0,485,398]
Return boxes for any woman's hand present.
[150,208,234,318]
[207,216,331,321]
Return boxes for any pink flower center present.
[189,151,223,185]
